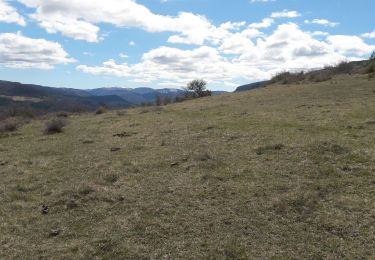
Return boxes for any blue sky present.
[0,0,374,91]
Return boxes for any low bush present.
[44,118,67,134]
[0,119,18,133]
[271,71,305,84]
[333,61,353,74]
[116,110,127,116]
[56,112,69,118]
[0,106,35,121]
[95,106,107,115]
[308,71,332,82]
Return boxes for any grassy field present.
[1,74,375,259]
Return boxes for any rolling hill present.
[0,80,213,114]
[1,74,375,258]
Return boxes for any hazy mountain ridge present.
[0,80,230,114]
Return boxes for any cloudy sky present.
[0,0,374,91]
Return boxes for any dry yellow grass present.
[1,75,375,258]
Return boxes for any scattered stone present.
[49,229,61,237]
[82,140,94,144]
[113,132,135,138]
[110,147,121,152]
[341,166,352,172]
[0,161,8,166]
[41,205,49,215]
[170,162,179,167]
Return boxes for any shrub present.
[56,112,69,118]
[95,106,107,115]
[271,71,305,84]
[0,106,35,120]
[186,79,212,98]
[44,118,67,134]
[155,95,172,106]
[308,71,332,82]
[333,61,353,74]
[116,110,126,116]
[163,96,172,105]
[368,62,375,73]
[174,96,184,103]
[0,119,18,133]
[370,51,375,60]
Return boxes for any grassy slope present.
[1,75,375,259]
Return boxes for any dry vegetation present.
[1,74,375,258]
[271,60,375,85]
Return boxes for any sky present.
[0,0,374,91]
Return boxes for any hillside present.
[0,81,199,114]
[1,74,375,258]
[0,81,133,114]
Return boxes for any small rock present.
[113,132,135,138]
[41,205,49,215]
[82,140,94,144]
[0,161,8,166]
[49,229,61,237]
[110,147,121,152]
[170,162,179,167]
[341,166,352,172]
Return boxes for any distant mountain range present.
[0,80,227,114]
[87,87,185,105]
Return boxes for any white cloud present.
[77,46,268,85]
[16,0,221,44]
[0,0,26,26]
[271,10,301,18]
[362,31,375,39]
[77,23,374,89]
[31,13,100,42]
[327,35,374,56]
[305,19,339,27]
[77,59,131,77]
[249,18,274,29]
[0,32,75,69]
[119,53,129,58]
[310,31,330,37]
